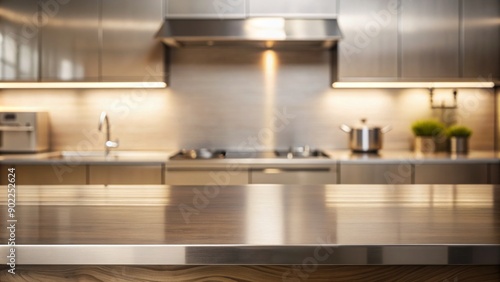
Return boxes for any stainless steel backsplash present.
[0,48,495,151]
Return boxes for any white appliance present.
[0,111,49,153]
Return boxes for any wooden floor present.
[1,265,499,281]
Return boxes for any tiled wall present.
[0,48,496,151]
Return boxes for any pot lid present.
[353,118,380,130]
[340,119,392,133]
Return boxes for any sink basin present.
[47,151,170,161]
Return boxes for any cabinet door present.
[0,0,39,81]
[340,164,412,184]
[165,169,249,185]
[250,168,337,184]
[414,164,488,184]
[89,165,163,185]
[337,0,398,80]
[166,0,246,18]
[40,0,99,81]
[490,164,500,184]
[400,0,460,79]
[462,0,500,80]
[249,0,337,18]
[1,165,87,185]
[101,0,164,82]
[0,165,14,185]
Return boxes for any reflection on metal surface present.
[245,18,286,40]
[325,185,494,208]
[0,1,39,81]
[0,245,498,265]
[56,59,85,81]
[245,186,284,244]
[263,50,277,75]
[3,185,171,206]
[0,6,35,25]
[2,245,186,265]
[261,168,282,174]
[265,41,274,48]
[0,6,158,31]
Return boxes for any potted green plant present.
[411,119,446,153]
[446,125,472,154]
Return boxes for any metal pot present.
[340,119,392,153]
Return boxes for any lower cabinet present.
[88,165,163,185]
[341,163,495,185]
[414,164,489,184]
[250,167,337,184]
[1,164,87,185]
[1,162,497,186]
[490,164,500,184]
[165,169,249,185]
[340,164,412,184]
[0,164,164,185]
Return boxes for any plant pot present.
[450,136,469,154]
[414,136,436,153]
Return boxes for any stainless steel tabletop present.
[1,184,499,265]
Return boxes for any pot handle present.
[340,124,352,133]
[381,125,392,134]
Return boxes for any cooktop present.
[169,149,329,160]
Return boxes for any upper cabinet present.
[400,0,460,79]
[0,0,39,81]
[1,0,165,83]
[166,0,246,18]
[40,0,99,81]
[462,0,500,80]
[248,0,337,18]
[337,0,398,80]
[101,0,165,82]
[336,0,500,83]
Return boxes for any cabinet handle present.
[0,126,34,132]
[255,168,331,174]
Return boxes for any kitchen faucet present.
[98,111,119,155]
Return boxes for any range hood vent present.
[157,18,342,49]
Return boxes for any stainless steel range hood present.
[157,18,342,49]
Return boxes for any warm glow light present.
[0,82,167,89]
[332,82,495,89]
[263,50,277,75]
[247,17,285,29]
[262,50,278,148]
[245,17,286,40]
[265,41,275,48]
[246,186,284,244]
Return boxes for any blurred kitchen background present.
[0,0,498,152]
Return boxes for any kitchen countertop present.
[0,150,499,166]
[0,150,176,165]
[1,184,499,265]
[323,150,500,164]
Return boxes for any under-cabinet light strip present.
[0,82,167,89]
[332,82,495,89]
